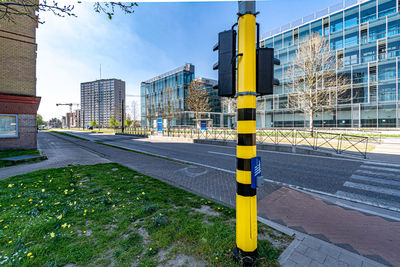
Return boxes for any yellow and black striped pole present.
[234,1,258,264]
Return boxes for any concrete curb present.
[194,139,360,159]
[115,133,148,138]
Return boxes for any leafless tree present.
[185,79,211,128]
[161,87,179,130]
[0,0,137,23]
[287,32,350,135]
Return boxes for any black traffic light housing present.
[256,47,280,96]
[213,29,236,97]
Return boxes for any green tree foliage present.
[125,116,133,128]
[90,120,97,127]
[37,114,47,127]
[109,117,119,129]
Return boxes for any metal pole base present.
[233,246,258,266]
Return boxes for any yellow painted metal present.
[236,12,257,253]
[236,194,258,251]
[237,145,256,159]
[237,96,256,109]
[237,121,256,133]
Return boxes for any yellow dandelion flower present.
[61,223,67,229]
[0,219,3,222]
[136,197,140,200]
[35,204,38,207]
[107,192,111,195]
[30,255,34,259]
[83,230,86,234]
[84,209,87,213]
[69,203,73,206]
[92,209,94,212]
[64,189,68,195]
[39,200,43,203]
[142,192,145,195]
[8,240,12,244]
[42,189,45,192]
[4,225,8,229]
[41,204,43,206]
[68,224,71,228]
[70,231,73,233]
[112,205,115,208]
[70,183,74,186]
[50,232,55,238]
[90,198,93,201]
[28,199,32,202]
[127,191,130,194]
[74,201,76,205]
[49,217,52,219]
[149,248,152,251]
[216,257,218,260]
[70,189,74,193]
[57,215,63,220]
[27,252,32,257]
[54,202,60,205]
[17,195,21,198]
[18,233,21,236]
[8,184,13,188]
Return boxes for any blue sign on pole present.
[251,156,262,189]
[201,120,207,131]
[157,119,163,132]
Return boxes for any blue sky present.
[37,0,335,120]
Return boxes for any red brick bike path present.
[258,187,400,266]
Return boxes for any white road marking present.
[360,164,400,174]
[355,169,400,179]
[208,151,235,157]
[362,161,400,168]
[343,181,400,197]
[335,191,400,213]
[350,174,400,187]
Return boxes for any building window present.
[361,41,377,62]
[0,115,18,138]
[345,6,359,29]
[361,0,377,23]
[330,12,344,33]
[345,26,359,47]
[330,31,344,50]
[369,17,387,41]
[378,60,396,81]
[378,0,396,18]
[388,13,400,36]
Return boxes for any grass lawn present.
[49,130,90,141]
[0,150,40,169]
[0,163,291,266]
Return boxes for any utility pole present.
[121,99,125,133]
[234,1,258,264]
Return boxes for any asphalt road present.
[58,130,400,216]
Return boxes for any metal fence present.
[116,127,373,158]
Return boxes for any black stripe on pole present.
[237,108,256,121]
[237,158,251,171]
[237,182,256,197]
[238,133,256,146]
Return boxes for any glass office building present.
[140,64,222,127]
[259,0,400,128]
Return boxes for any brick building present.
[0,3,40,150]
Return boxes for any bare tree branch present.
[286,32,351,134]
[0,1,137,23]
[185,79,211,127]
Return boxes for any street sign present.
[157,119,163,132]
[201,120,207,131]
[251,156,262,189]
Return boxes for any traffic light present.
[256,47,280,95]
[213,29,237,97]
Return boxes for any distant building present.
[80,79,126,128]
[61,116,67,129]
[140,64,222,127]
[48,118,62,129]
[71,109,81,128]
[0,5,40,149]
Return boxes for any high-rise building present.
[140,64,222,127]
[80,79,126,128]
[0,4,40,149]
[259,0,400,128]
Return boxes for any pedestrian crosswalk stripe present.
[350,174,400,187]
[360,164,400,174]
[355,169,400,179]
[344,181,400,197]
[335,190,400,212]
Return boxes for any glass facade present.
[140,64,222,127]
[261,0,400,128]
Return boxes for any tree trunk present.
[309,112,314,137]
